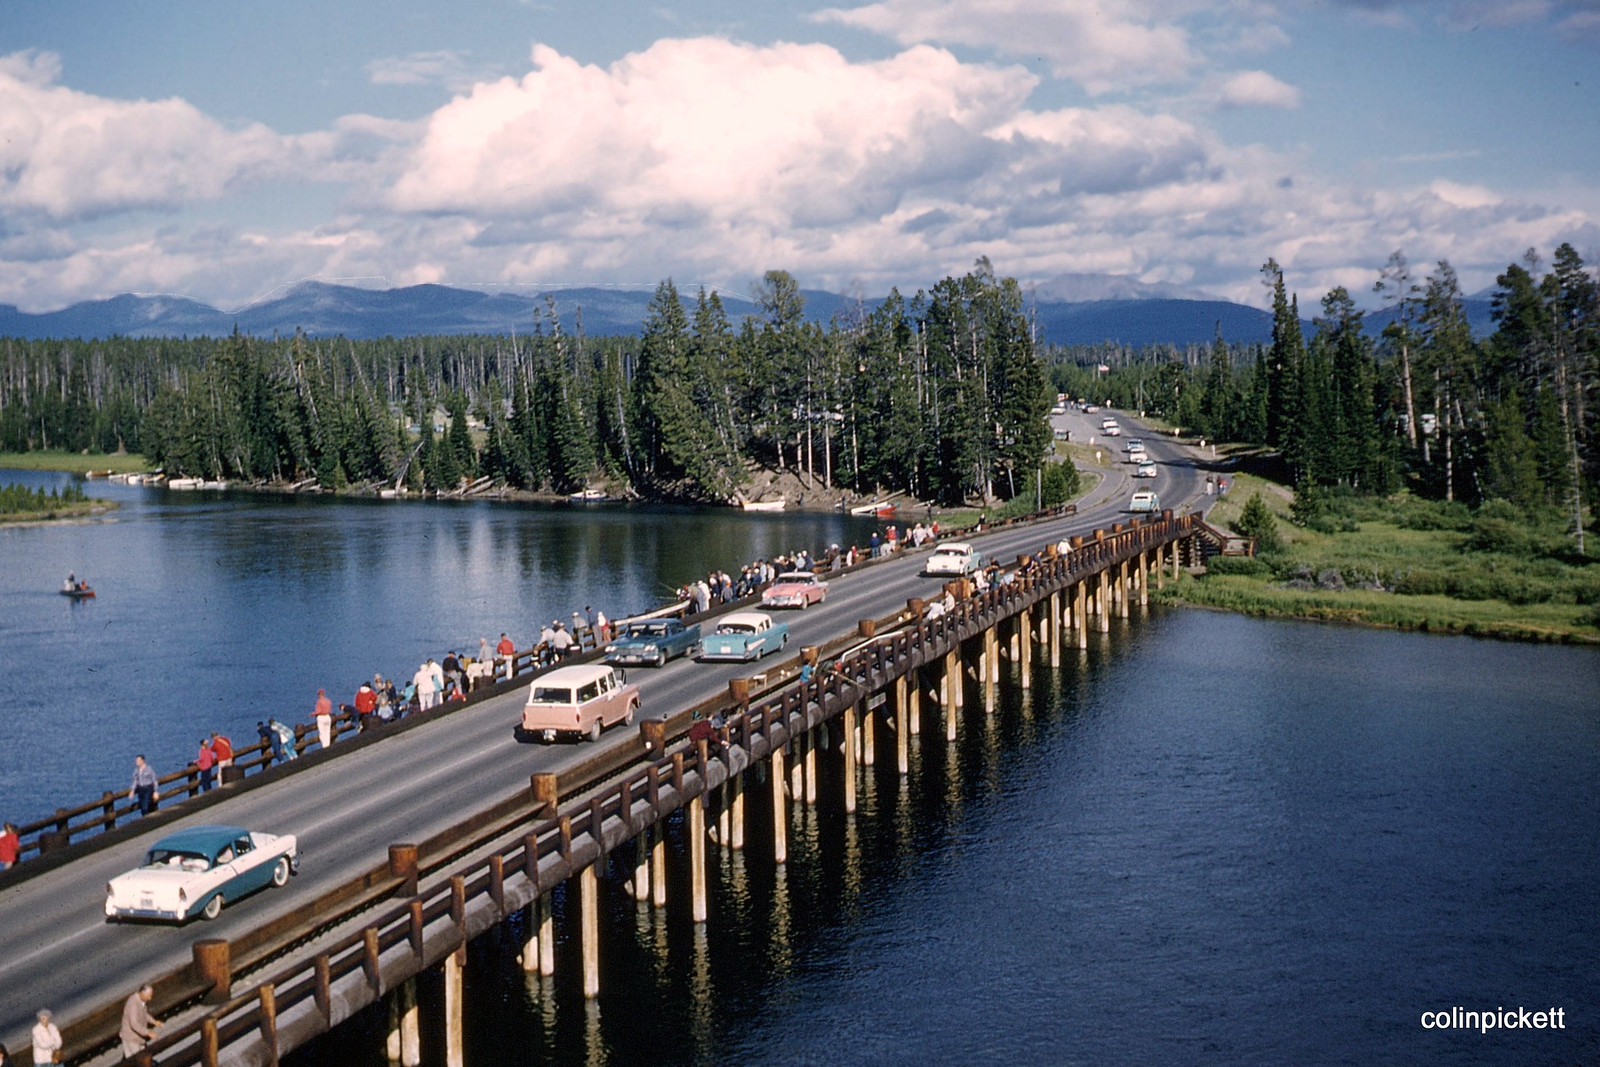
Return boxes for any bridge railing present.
[4,497,1060,870]
[101,511,1196,1067]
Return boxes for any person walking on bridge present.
[119,984,161,1058]
[313,688,334,749]
[129,755,159,815]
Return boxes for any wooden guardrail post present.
[858,619,876,639]
[639,718,667,753]
[314,954,332,1020]
[389,843,419,897]
[192,939,231,1004]
[531,773,559,815]
[259,983,279,1067]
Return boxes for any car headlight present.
[643,644,658,653]
[605,644,616,653]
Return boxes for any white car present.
[106,824,298,923]
[923,542,982,577]
[1101,421,1122,437]
[1126,439,1146,456]
[1134,459,1158,478]
[1129,490,1160,512]
[517,663,640,743]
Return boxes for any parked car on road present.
[761,571,829,609]
[516,663,639,743]
[1134,459,1158,478]
[923,541,982,577]
[105,825,297,923]
[604,618,700,666]
[698,611,789,661]
[1129,490,1160,512]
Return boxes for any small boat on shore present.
[167,477,202,489]
[741,499,786,512]
[849,500,898,519]
[569,488,609,502]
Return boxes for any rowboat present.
[741,499,786,512]
[569,488,609,502]
[61,586,96,599]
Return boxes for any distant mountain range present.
[0,277,1498,347]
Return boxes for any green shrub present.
[1234,493,1284,554]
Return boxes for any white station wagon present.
[516,663,640,743]
[105,824,298,923]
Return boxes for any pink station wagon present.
[515,664,640,743]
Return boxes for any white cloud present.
[0,38,1594,318]
[0,50,317,222]
[366,50,491,92]
[811,0,1199,93]
[1211,69,1301,109]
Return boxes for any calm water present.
[0,470,877,825]
[4,473,1596,1063]
[301,614,1597,1067]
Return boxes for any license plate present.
[139,897,153,908]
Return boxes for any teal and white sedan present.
[698,611,789,661]
[105,824,298,923]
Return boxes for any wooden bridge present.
[38,510,1206,1067]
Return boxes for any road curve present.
[0,412,1206,1053]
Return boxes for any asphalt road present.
[0,410,1205,1054]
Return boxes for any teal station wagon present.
[105,824,298,923]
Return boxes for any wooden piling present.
[984,626,998,712]
[1049,591,1061,667]
[580,864,600,998]
[731,770,746,849]
[843,703,858,814]
[895,673,909,775]
[444,944,465,1067]
[772,744,788,865]
[689,794,708,923]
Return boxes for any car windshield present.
[778,573,813,584]
[529,687,574,704]
[934,547,962,556]
[146,849,213,871]
[717,623,757,634]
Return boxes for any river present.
[3,472,1596,1064]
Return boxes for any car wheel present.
[624,702,636,726]
[271,856,291,888]
[201,894,223,921]
[799,597,808,610]
[588,718,603,743]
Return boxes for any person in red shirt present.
[0,822,20,870]
[195,738,216,793]
[209,731,234,770]
[353,682,377,730]
[496,632,516,680]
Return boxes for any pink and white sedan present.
[761,571,829,609]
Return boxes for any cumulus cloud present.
[0,50,317,222]
[811,0,1199,93]
[0,37,1594,316]
[1210,70,1301,109]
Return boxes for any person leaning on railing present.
[0,822,18,870]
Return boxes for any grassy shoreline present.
[0,451,149,474]
[1160,465,1600,644]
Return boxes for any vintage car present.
[604,618,701,666]
[698,611,789,661]
[1101,422,1122,437]
[923,542,982,577]
[1129,490,1161,513]
[105,824,298,923]
[761,571,829,609]
[1133,459,1159,478]
[516,663,640,743]
[1126,439,1146,456]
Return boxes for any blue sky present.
[2,0,1596,314]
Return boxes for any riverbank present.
[1161,471,1600,643]
[0,450,148,474]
